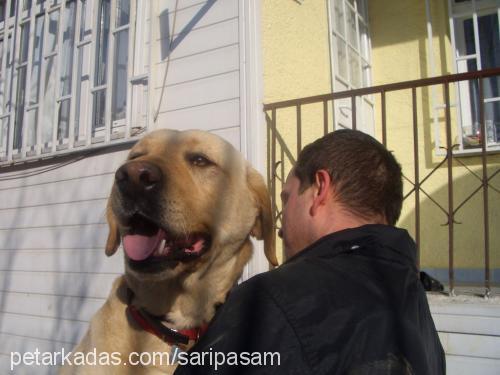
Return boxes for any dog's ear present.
[105,202,121,256]
[247,167,278,267]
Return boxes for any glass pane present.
[3,35,13,112]
[47,10,59,53]
[362,60,370,86]
[79,0,91,41]
[30,15,44,105]
[42,55,56,144]
[334,0,344,37]
[19,23,30,63]
[9,0,14,17]
[112,29,128,122]
[356,0,368,20]
[346,6,357,49]
[484,102,500,143]
[75,43,90,140]
[57,98,70,140]
[348,47,361,88]
[95,0,110,86]
[59,0,76,96]
[0,1,5,23]
[336,36,347,79]
[24,0,32,10]
[478,13,499,71]
[116,0,130,27]
[358,20,368,60]
[92,89,106,131]
[26,108,37,147]
[0,38,3,110]
[14,67,27,149]
[0,117,8,156]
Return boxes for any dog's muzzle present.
[115,160,163,198]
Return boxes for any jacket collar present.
[285,224,417,267]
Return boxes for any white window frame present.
[328,0,375,135]
[0,0,150,165]
[448,0,500,153]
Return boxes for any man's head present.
[280,129,403,259]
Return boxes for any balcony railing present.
[264,67,500,297]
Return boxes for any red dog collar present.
[127,305,208,346]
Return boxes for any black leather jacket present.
[174,225,446,374]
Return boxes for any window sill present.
[435,144,500,158]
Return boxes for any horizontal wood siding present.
[430,298,500,375]
[0,1,244,373]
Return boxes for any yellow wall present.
[370,0,500,274]
[262,1,333,262]
[262,1,332,103]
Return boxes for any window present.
[450,0,500,150]
[329,0,374,134]
[0,0,150,163]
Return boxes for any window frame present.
[448,0,500,153]
[0,0,150,165]
[328,0,375,135]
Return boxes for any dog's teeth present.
[158,239,166,255]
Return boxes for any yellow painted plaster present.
[370,0,500,271]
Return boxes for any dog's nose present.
[115,161,162,195]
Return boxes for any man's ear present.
[310,170,332,216]
[247,166,278,267]
[105,201,121,256]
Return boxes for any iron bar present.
[412,87,420,268]
[263,67,500,111]
[351,96,357,130]
[444,82,455,295]
[271,109,277,224]
[296,105,302,155]
[478,78,491,297]
[323,100,328,135]
[381,90,387,147]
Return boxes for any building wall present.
[0,1,256,373]
[261,0,333,261]
[370,0,500,280]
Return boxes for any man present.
[174,130,445,374]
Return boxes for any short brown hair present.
[294,129,403,225]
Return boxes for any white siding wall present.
[0,151,126,374]
[0,1,257,373]
[429,297,500,375]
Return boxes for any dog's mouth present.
[122,214,211,268]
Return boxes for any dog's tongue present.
[123,229,163,261]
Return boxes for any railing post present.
[271,108,277,224]
[381,90,387,147]
[412,87,420,269]
[323,100,328,135]
[351,96,356,130]
[296,105,301,155]
[444,82,455,296]
[477,78,491,298]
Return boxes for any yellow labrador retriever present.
[60,129,277,374]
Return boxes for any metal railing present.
[264,67,500,297]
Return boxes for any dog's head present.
[105,129,277,281]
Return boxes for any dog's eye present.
[188,154,213,167]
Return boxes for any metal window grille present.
[0,0,150,165]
